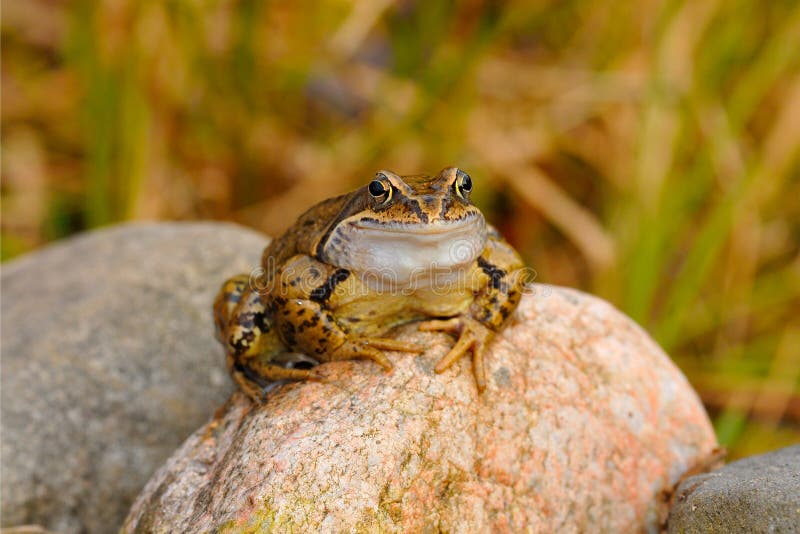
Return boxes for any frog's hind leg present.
[213,274,251,344]
[217,277,323,402]
[228,353,321,403]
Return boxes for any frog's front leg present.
[214,274,321,402]
[420,247,527,391]
[272,255,423,372]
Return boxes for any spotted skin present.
[213,275,310,400]
[214,167,528,402]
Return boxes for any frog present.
[214,167,527,402]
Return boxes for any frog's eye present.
[368,176,392,205]
[454,169,473,199]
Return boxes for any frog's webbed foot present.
[418,317,494,392]
[329,337,423,371]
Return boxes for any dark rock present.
[1,223,267,533]
[669,445,800,533]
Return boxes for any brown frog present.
[214,167,527,402]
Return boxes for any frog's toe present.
[360,345,394,371]
[471,345,488,392]
[434,335,488,392]
[418,318,462,334]
[248,361,319,382]
[434,329,477,373]
[361,337,424,353]
[306,366,329,383]
[330,339,394,371]
[327,336,422,373]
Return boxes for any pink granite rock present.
[123,286,717,533]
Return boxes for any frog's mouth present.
[352,217,480,235]
[322,215,487,289]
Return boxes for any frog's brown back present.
[260,191,364,281]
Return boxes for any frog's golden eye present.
[454,169,473,199]
[368,176,392,205]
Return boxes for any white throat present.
[323,217,487,291]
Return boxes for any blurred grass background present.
[2,0,798,459]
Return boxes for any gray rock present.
[1,223,268,533]
[669,445,800,534]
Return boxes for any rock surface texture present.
[124,285,718,533]
[1,223,265,532]
[668,445,800,533]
